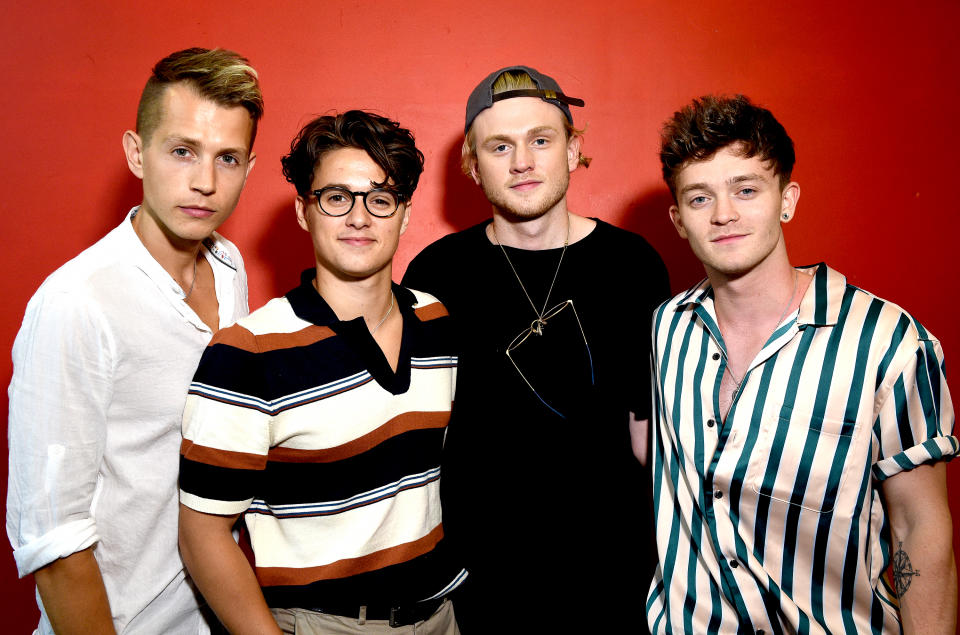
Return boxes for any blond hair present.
[136,47,264,148]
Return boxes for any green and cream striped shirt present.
[647,263,956,634]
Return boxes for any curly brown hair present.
[281,110,424,200]
[660,95,794,200]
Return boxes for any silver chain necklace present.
[369,292,395,335]
[491,218,569,336]
[726,269,799,397]
[182,256,199,302]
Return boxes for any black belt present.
[312,597,444,627]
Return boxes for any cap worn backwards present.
[464,65,585,134]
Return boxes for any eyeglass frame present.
[505,299,595,419]
[310,185,407,218]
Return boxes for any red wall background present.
[2,1,957,628]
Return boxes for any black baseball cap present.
[464,65,585,134]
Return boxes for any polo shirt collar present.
[286,268,417,327]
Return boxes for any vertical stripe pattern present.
[647,264,957,634]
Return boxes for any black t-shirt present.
[403,219,670,631]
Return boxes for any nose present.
[711,196,739,225]
[510,145,533,174]
[344,196,372,229]
[190,157,216,195]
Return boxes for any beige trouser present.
[271,599,459,635]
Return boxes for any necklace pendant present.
[531,318,545,336]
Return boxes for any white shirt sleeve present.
[6,284,116,576]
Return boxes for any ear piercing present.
[782,213,790,220]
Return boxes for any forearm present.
[179,506,282,635]
[883,462,957,634]
[891,516,957,634]
[34,546,116,635]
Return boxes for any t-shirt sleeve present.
[179,325,271,515]
[402,242,449,301]
[872,333,958,481]
[6,287,114,576]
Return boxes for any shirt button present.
[730,560,739,568]
[757,631,765,635]
[712,352,721,360]
[714,491,723,499]
[707,419,715,428]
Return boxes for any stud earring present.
[782,213,790,220]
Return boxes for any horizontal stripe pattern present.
[647,264,957,635]
[180,284,464,605]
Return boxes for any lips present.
[509,180,541,191]
[339,236,375,246]
[179,206,216,219]
[711,233,747,244]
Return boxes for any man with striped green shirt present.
[647,95,956,634]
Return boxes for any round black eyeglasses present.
[312,186,404,218]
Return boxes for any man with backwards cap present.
[403,65,670,632]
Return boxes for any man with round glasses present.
[403,66,670,632]
[178,110,465,634]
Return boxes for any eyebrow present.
[678,173,768,196]
[480,125,561,146]
[165,135,247,157]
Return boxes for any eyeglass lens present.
[316,186,399,217]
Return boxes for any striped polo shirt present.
[646,263,956,634]
[179,272,466,609]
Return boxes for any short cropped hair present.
[136,47,263,148]
[281,110,425,200]
[461,69,590,176]
[660,94,795,200]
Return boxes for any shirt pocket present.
[747,403,860,513]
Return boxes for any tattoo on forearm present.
[893,540,920,597]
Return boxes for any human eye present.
[220,154,241,166]
[532,137,549,146]
[687,194,710,208]
[172,147,191,158]
[737,186,757,197]
[367,190,396,212]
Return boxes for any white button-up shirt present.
[7,208,248,634]
[647,264,957,634]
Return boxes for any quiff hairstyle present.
[660,94,795,201]
[461,69,591,176]
[135,47,264,148]
[281,110,425,200]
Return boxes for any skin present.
[669,145,806,419]
[122,81,256,330]
[883,457,957,633]
[672,144,956,632]
[35,81,256,635]
[295,147,410,370]
[467,97,594,250]
[181,148,413,632]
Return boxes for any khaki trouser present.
[271,599,459,635]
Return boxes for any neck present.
[313,265,394,324]
[487,207,578,250]
[709,254,799,330]
[130,207,202,282]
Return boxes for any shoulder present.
[404,287,451,323]
[408,222,489,263]
[588,220,662,259]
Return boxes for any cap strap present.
[490,88,585,108]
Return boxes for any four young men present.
[6,56,956,635]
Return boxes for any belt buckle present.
[389,606,402,628]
